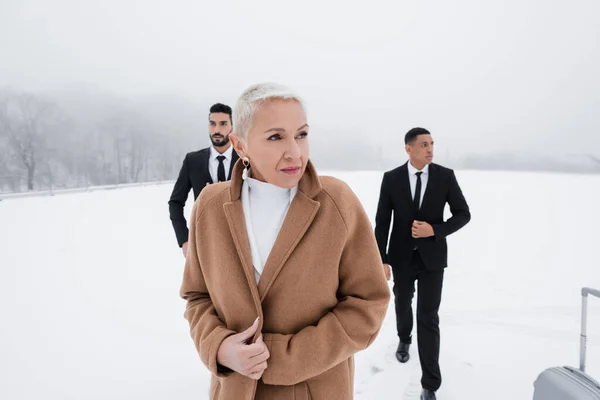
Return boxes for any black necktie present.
[217,155,226,182]
[413,171,423,211]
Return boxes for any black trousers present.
[392,250,444,391]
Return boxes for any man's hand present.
[412,221,434,239]
[383,264,392,281]
[182,242,189,258]
[216,318,270,380]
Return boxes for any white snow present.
[1,169,599,399]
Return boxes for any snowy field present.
[1,169,599,399]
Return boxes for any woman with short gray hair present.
[180,82,390,399]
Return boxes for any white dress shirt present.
[407,162,429,209]
[208,145,234,182]
[241,175,298,283]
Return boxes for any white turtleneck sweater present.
[241,176,298,283]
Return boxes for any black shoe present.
[395,342,410,363]
[420,389,436,400]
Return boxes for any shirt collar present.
[210,144,233,160]
[408,161,429,175]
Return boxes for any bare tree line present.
[0,89,193,193]
[1,88,599,194]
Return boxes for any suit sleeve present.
[432,170,471,240]
[374,172,393,264]
[168,155,192,247]
[260,186,391,386]
[180,200,237,378]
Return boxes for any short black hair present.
[404,127,431,144]
[209,103,232,123]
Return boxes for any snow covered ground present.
[1,169,599,399]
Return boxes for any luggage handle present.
[583,287,600,299]
[580,287,599,372]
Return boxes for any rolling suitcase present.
[533,287,600,399]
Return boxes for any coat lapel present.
[223,200,261,303]
[225,159,322,303]
[202,149,214,184]
[228,152,239,180]
[399,163,414,213]
[257,192,320,301]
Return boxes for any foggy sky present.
[1,0,599,159]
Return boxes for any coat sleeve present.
[432,170,471,240]
[374,171,393,264]
[180,200,237,378]
[261,185,391,386]
[168,154,192,247]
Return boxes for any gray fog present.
[1,0,600,192]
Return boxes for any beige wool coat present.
[180,160,391,399]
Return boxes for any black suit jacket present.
[374,162,471,271]
[168,147,239,247]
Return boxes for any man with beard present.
[168,103,239,257]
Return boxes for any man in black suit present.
[168,103,239,257]
[374,128,471,400]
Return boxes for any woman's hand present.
[216,318,270,380]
